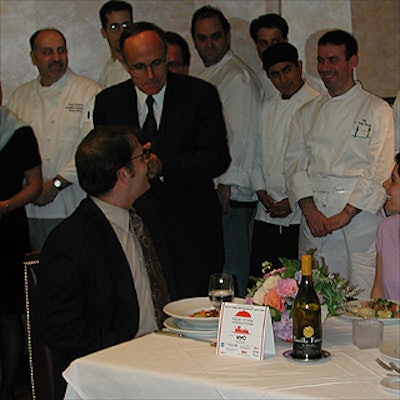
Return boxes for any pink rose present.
[264,289,285,312]
[276,278,298,298]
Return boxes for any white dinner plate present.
[163,297,245,329]
[163,317,217,338]
[163,297,219,329]
[379,340,400,361]
[339,300,400,325]
[380,376,400,392]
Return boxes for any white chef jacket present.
[284,82,394,292]
[257,66,325,101]
[196,49,262,202]
[98,56,130,89]
[394,90,400,152]
[252,82,319,226]
[285,82,395,215]
[8,68,101,219]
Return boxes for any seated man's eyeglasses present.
[131,149,151,161]
[127,58,166,75]
[107,22,132,32]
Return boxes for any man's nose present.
[205,38,213,47]
[51,51,60,62]
[146,65,155,79]
[280,73,289,83]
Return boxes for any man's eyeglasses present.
[107,22,132,32]
[130,149,151,161]
[127,58,166,75]
[167,61,184,69]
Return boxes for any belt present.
[229,200,257,208]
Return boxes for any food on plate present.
[351,299,400,319]
[190,309,220,318]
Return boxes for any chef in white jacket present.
[284,30,394,293]
[250,43,319,275]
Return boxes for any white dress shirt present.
[197,49,262,202]
[252,82,319,226]
[135,85,165,128]
[92,197,158,337]
[8,69,101,219]
[98,56,130,89]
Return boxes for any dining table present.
[63,316,400,399]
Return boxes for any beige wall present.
[351,0,400,98]
[0,0,398,102]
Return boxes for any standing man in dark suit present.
[37,125,170,400]
[94,22,231,298]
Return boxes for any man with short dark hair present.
[98,0,133,88]
[285,30,395,293]
[8,28,101,250]
[165,31,191,75]
[37,125,170,400]
[94,22,231,298]
[250,42,319,276]
[249,13,324,99]
[191,6,262,296]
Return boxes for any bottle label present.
[303,326,314,338]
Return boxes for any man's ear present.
[30,51,37,67]
[298,60,303,76]
[101,28,107,39]
[117,166,132,184]
[348,54,359,69]
[119,54,130,72]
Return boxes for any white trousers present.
[299,187,384,295]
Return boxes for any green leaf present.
[279,257,300,278]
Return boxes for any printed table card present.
[216,303,275,360]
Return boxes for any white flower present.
[262,275,281,291]
[253,287,266,305]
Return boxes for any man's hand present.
[147,153,163,179]
[34,181,59,206]
[299,197,332,237]
[217,184,231,214]
[144,142,163,179]
[268,198,292,218]
[328,204,361,231]
[257,190,275,210]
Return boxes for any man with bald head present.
[8,28,101,249]
[94,22,231,298]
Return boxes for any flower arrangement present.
[246,253,363,341]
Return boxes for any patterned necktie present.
[129,208,170,329]
[141,95,157,143]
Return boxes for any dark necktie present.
[129,208,170,329]
[141,95,157,143]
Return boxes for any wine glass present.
[208,273,234,311]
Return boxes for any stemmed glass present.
[208,273,234,311]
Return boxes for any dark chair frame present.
[24,252,55,400]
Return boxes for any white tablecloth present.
[64,317,400,399]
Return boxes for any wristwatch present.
[53,178,63,190]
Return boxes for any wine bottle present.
[292,254,322,359]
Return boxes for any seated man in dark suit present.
[94,22,231,298]
[36,125,170,400]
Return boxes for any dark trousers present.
[249,221,299,281]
